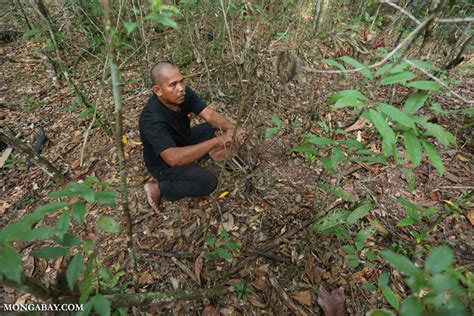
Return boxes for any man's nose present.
[177,82,185,92]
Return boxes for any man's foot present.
[144,182,161,212]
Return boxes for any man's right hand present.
[219,129,233,146]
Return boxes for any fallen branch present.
[269,275,309,316]
[0,127,64,184]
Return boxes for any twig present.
[269,275,309,316]
[404,58,474,104]
[171,257,198,285]
[437,17,474,23]
[382,0,420,25]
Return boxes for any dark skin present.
[152,67,238,167]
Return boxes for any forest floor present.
[1,29,473,315]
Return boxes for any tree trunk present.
[100,0,139,290]
[0,127,64,184]
[312,0,324,35]
[444,22,473,70]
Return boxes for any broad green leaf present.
[67,183,95,202]
[368,109,396,154]
[429,272,462,295]
[265,127,279,138]
[16,227,55,242]
[431,103,448,115]
[339,139,366,150]
[32,247,69,259]
[304,134,334,146]
[420,122,456,147]
[271,115,282,127]
[72,202,86,225]
[340,55,373,80]
[67,253,84,291]
[91,294,111,316]
[333,96,367,109]
[22,28,41,40]
[345,255,359,268]
[95,190,117,206]
[378,103,416,129]
[403,92,428,115]
[313,210,351,232]
[0,247,22,283]
[342,245,356,255]
[406,80,440,91]
[397,218,416,227]
[381,71,416,85]
[317,183,356,202]
[214,247,232,261]
[407,59,441,72]
[84,176,100,185]
[403,168,416,191]
[48,188,77,198]
[381,286,400,310]
[425,246,453,274]
[378,272,389,287]
[203,252,217,261]
[375,63,393,77]
[355,222,378,249]
[351,156,387,164]
[327,89,367,104]
[98,216,121,234]
[55,233,82,247]
[421,140,444,175]
[381,250,421,277]
[320,156,333,172]
[290,145,317,154]
[204,235,215,245]
[346,201,372,225]
[330,148,345,169]
[124,22,139,35]
[323,59,347,78]
[390,62,410,74]
[145,13,178,29]
[403,131,422,167]
[367,309,396,316]
[55,210,71,239]
[226,242,240,251]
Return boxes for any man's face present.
[154,67,186,106]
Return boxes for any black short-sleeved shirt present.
[139,86,207,175]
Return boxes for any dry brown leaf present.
[0,147,12,168]
[252,278,269,292]
[467,210,474,226]
[293,290,312,306]
[430,191,440,201]
[202,305,220,316]
[255,264,270,277]
[344,116,367,133]
[248,293,267,308]
[317,285,347,316]
[194,252,205,287]
[139,271,153,285]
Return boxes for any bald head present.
[151,62,178,86]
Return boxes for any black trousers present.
[154,123,218,201]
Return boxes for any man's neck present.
[157,96,180,112]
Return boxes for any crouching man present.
[139,62,239,211]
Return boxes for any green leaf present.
[346,201,372,225]
[400,296,423,316]
[98,216,121,234]
[345,255,359,268]
[145,13,178,29]
[390,63,410,74]
[214,247,232,261]
[425,246,453,274]
[32,247,69,259]
[22,28,41,40]
[204,235,215,245]
[432,103,448,116]
[378,272,389,287]
[333,96,367,109]
[367,309,396,316]
[420,122,456,147]
[67,253,84,292]
[95,190,117,206]
[407,59,441,72]
[327,89,367,104]
[271,115,282,127]
[375,63,394,77]
[226,242,240,251]
[203,252,217,261]
[317,183,356,202]
[290,145,317,154]
[355,222,378,248]
[406,80,440,91]
[378,103,416,129]
[368,109,396,155]
[403,168,416,192]
[340,55,373,80]
[421,140,444,175]
[320,156,333,172]
[403,92,428,115]
[16,227,55,242]
[48,188,77,198]
[342,245,356,255]
[323,59,347,78]
[313,211,351,232]
[304,134,334,146]
[0,247,22,283]
[72,202,86,225]
[265,127,279,138]
[339,139,366,150]
[55,233,82,247]
[330,147,345,169]
[381,250,421,277]
[55,210,71,238]
[91,294,111,316]
[381,71,416,85]
[397,218,416,227]
[124,22,139,35]
[403,131,422,167]
[351,156,387,164]
[67,183,95,202]
[381,285,400,310]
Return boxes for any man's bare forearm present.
[160,137,222,167]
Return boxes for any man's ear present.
[152,85,162,97]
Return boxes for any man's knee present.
[202,172,218,195]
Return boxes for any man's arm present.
[160,131,232,167]
[199,107,234,131]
